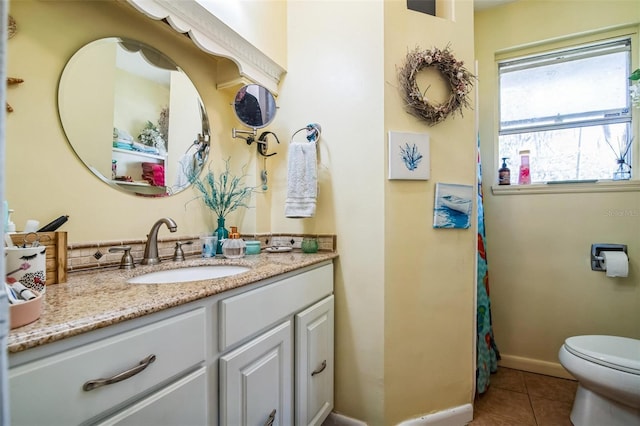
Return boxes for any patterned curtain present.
[476,138,500,394]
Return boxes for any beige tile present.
[474,387,536,425]
[491,367,527,393]
[530,396,574,426]
[469,410,534,426]
[523,372,578,404]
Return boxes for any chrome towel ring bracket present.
[290,123,322,144]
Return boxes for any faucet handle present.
[109,246,135,269]
[173,241,193,262]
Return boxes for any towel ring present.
[290,123,321,144]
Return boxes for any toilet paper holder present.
[590,243,627,271]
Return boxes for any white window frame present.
[492,30,640,195]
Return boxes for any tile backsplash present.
[67,233,336,272]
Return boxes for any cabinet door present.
[220,321,292,426]
[295,295,334,426]
[93,367,207,426]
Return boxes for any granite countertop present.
[8,252,338,353]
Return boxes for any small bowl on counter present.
[10,290,43,329]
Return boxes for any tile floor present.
[469,367,578,426]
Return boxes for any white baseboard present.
[323,404,473,426]
[499,354,575,380]
[397,403,473,426]
[322,412,368,426]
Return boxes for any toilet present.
[558,335,640,426]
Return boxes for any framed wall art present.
[433,183,473,229]
[388,131,430,180]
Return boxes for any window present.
[498,38,633,183]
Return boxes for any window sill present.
[491,180,640,195]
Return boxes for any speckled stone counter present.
[8,252,338,353]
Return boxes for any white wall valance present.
[125,0,286,94]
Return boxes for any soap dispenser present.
[221,226,246,259]
[498,157,510,185]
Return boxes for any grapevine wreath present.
[398,46,475,126]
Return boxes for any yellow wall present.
[273,2,387,423]
[383,1,476,424]
[476,0,640,378]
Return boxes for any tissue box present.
[10,232,67,284]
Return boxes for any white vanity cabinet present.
[9,308,207,426]
[219,321,293,425]
[8,261,334,426]
[295,295,334,426]
[218,263,334,426]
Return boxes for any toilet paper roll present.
[601,251,629,278]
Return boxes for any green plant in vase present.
[189,158,256,254]
[630,68,640,109]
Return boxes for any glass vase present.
[214,216,229,254]
[612,160,631,181]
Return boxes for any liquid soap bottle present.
[518,150,531,185]
[498,158,511,185]
[222,226,246,259]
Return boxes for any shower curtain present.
[476,138,500,394]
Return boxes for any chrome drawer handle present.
[83,354,156,391]
[311,360,327,377]
[264,409,276,426]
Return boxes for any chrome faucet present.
[141,218,177,265]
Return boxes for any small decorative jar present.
[245,240,261,255]
[301,237,318,253]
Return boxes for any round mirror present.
[233,84,277,128]
[58,37,210,197]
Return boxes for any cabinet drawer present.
[219,264,333,351]
[93,367,207,426]
[9,308,206,426]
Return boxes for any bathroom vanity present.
[7,254,336,426]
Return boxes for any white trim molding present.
[125,0,286,94]
[323,412,369,426]
[397,404,473,426]
[491,180,640,195]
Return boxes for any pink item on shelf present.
[141,163,165,186]
[518,150,531,185]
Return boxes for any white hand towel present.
[285,141,317,218]
[174,153,196,191]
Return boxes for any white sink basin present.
[127,265,250,284]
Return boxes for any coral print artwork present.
[388,131,430,180]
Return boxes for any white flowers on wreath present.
[398,45,475,126]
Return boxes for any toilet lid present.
[564,335,640,374]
